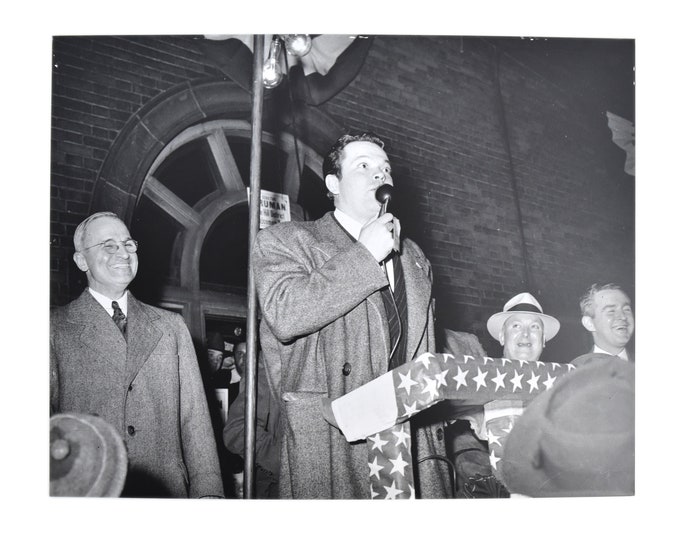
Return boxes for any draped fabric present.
[329,353,576,499]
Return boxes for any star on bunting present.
[417,353,433,369]
[421,375,439,400]
[487,428,501,448]
[434,369,449,388]
[397,370,418,395]
[472,367,488,390]
[489,450,501,470]
[368,456,384,479]
[384,480,404,499]
[510,370,524,391]
[389,452,409,476]
[491,369,507,391]
[453,365,469,390]
[542,373,557,390]
[392,425,411,448]
[368,433,389,452]
[403,401,419,416]
[527,371,540,392]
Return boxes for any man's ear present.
[325,174,339,197]
[498,332,505,346]
[581,315,596,332]
[73,251,89,272]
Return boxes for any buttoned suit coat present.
[50,291,224,498]
[253,212,452,498]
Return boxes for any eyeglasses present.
[82,239,139,254]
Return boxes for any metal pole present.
[244,34,264,499]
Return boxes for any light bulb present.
[284,34,312,57]
[262,57,283,88]
[262,37,284,89]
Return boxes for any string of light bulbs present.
[262,34,313,88]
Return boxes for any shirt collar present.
[88,288,128,316]
[334,208,364,240]
[593,343,628,361]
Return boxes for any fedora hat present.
[500,356,634,497]
[487,292,560,342]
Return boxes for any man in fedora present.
[445,292,561,496]
[487,292,560,363]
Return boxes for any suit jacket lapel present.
[70,290,127,376]
[125,294,163,385]
[400,244,432,362]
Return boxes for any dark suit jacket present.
[50,291,224,498]
[253,212,452,498]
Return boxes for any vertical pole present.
[244,34,264,499]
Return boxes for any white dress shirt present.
[88,288,128,317]
[593,344,629,361]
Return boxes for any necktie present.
[111,301,127,337]
[381,254,409,370]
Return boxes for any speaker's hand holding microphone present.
[358,184,399,263]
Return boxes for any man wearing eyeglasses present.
[50,212,224,498]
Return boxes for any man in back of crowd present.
[487,291,560,364]
[446,292,560,496]
[578,283,634,361]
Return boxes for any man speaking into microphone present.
[252,132,452,498]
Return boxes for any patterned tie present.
[111,300,127,337]
[381,254,409,370]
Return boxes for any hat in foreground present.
[501,356,634,497]
[50,413,128,497]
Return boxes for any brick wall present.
[51,35,222,302]
[50,35,634,361]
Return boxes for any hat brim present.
[487,311,560,342]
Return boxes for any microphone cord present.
[385,272,403,362]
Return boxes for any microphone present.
[374,183,402,362]
[375,184,393,217]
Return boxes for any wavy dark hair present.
[321,132,385,179]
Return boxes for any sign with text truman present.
[248,188,291,229]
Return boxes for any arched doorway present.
[92,79,337,343]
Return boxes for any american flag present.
[331,353,575,499]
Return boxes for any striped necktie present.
[111,301,127,337]
[381,254,409,370]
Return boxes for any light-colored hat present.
[487,292,560,342]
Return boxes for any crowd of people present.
[49,132,635,499]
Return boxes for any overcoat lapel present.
[125,294,163,386]
[400,244,432,362]
[319,214,391,367]
[71,291,126,376]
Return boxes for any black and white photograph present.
[5,2,678,538]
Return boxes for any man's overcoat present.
[50,291,224,498]
[253,212,452,498]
